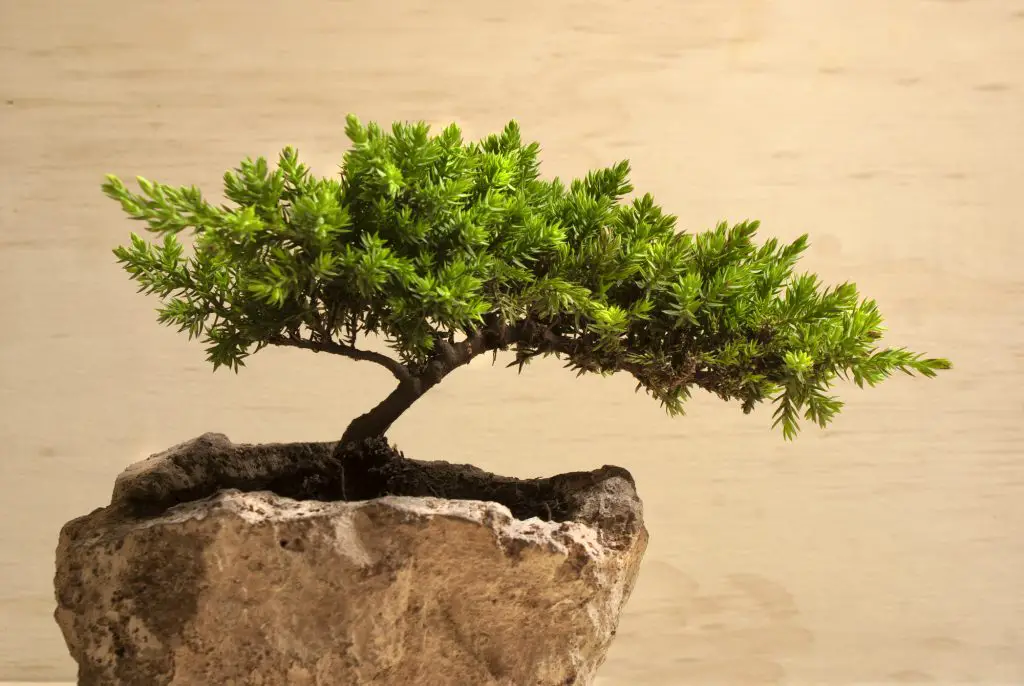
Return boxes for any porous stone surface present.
[54,434,648,685]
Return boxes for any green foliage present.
[106,115,950,439]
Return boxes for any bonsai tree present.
[104,116,949,461]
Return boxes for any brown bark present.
[333,328,494,455]
[333,317,561,454]
[338,379,424,447]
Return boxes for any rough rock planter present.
[55,434,648,685]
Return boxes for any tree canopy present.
[105,115,950,442]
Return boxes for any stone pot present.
[54,434,648,685]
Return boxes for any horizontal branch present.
[492,318,699,390]
[267,335,412,383]
[269,314,695,399]
[418,317,620,385]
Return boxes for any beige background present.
[2,0,1022,683]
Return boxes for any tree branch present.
[416,317,594,386]
[335,314,695,448]
[268,335,412,383]
[490,318,689,388]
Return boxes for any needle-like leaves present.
[106,115,950,437]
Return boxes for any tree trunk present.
[333,318,552,460]
[337,379,427,453]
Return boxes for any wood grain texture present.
[1,0,1021,682]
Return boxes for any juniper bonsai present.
[105,116,949,460]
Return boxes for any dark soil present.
[120,435,635,524]
[265,438,599,523]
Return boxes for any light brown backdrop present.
[1,1,1022,683]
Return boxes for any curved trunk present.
[333,319,553,459]
[337,380,427,450]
